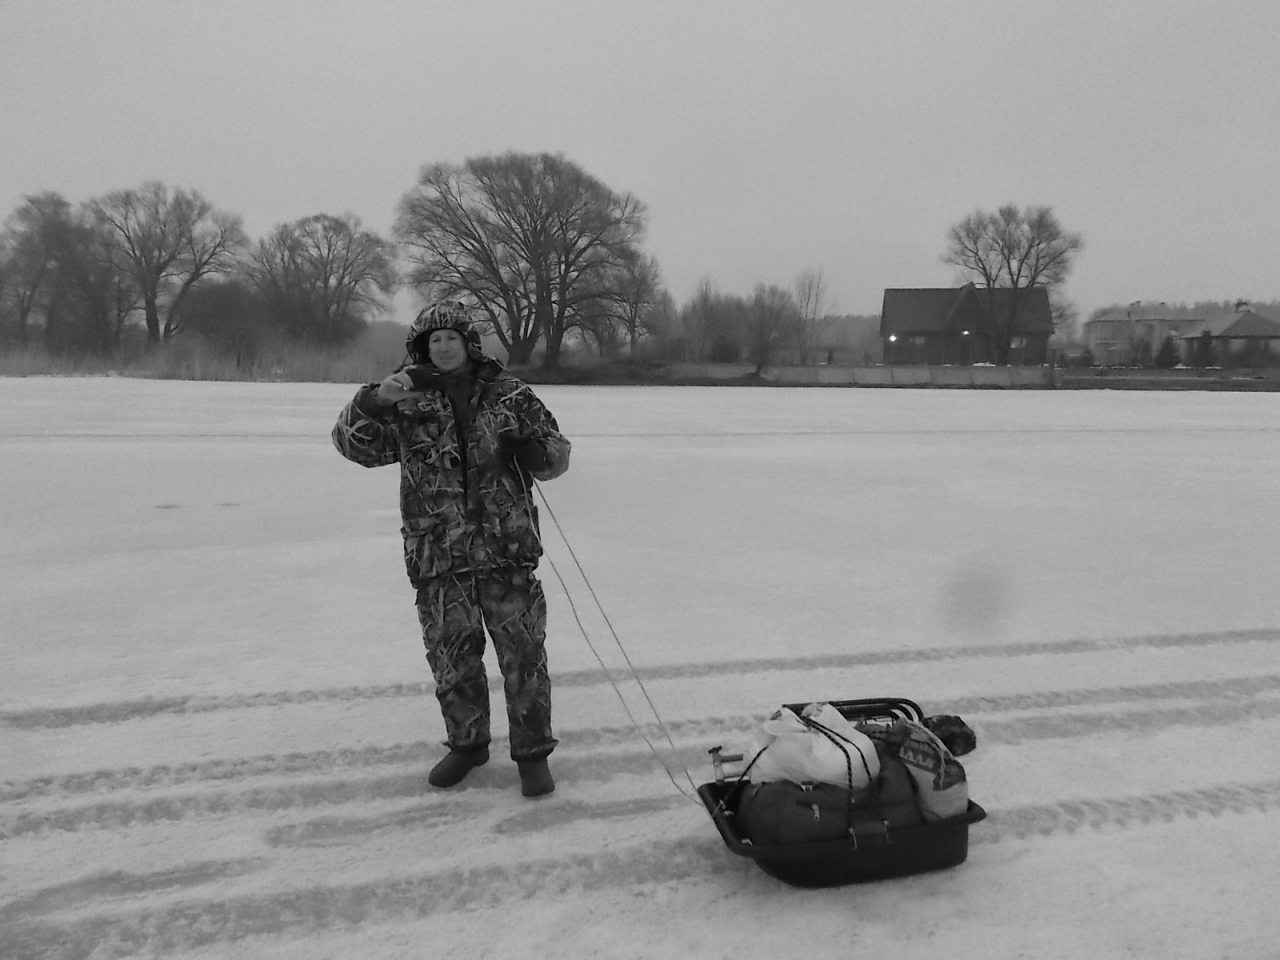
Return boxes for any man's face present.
[428,329,469,372]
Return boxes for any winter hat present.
[407,299,484,362]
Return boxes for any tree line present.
[1,151,1085,371]
[0,184,395,362]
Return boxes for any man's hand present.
[376,371,417,404]
[377,366,448,404]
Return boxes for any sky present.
[3,0,1279,321]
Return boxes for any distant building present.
[1180,302,1280,367]
[1084,300,1280,367]
[1083,303,1206,365]
[880,284,1053,365]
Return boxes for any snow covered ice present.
[2,377,1279,960]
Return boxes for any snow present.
[2,377,1279,960]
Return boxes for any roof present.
[880,284,1054,337]
[1198,309,1280,339]
[1085,314,1203,328]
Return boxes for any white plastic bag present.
[746,703,881,787]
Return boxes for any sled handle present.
[783,698,925,725]
[708,745,745,784]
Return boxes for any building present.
[880,284,1054,365]
[1180,302,1280,367]
[1083,300,1280,367]
[1083,303,1206,365]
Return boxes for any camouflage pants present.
[414,568,557,761]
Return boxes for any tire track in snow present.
[0,840,737,960]
[0,742,435,803]
[6,672,1280,805]
[4,781,1280,960]
[0,751,679,839]
[0,859,265,923]
[974,779,1280,841]
[4,627,1276,730]
[5,688,1280,837]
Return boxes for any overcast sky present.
[3,0,1277,320]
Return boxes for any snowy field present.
[3,377,1280,960]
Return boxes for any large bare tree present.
[943,204,1082,365]
[396,152,647,368]
[251,214,396,345]
[92,181,247,345]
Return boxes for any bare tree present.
[678,279,749,363]
[251,214,396,345]
[175,279,271,363]
[639,288,679,359]
[2,194,142,353]
[396,152,647,368]
[563,253,663,361]
[943,204,1082,365]
[0,235,9,337]
[609,253,663,357]
[794,267,834,365]
[92,182,247,345]
[1,193,71,346]
[51,215,142,353]
[681,278,721,362]
[1048,290,1080,341]
[746,284,800,376]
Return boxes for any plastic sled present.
[698,697,987,888]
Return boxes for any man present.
[332,300,570,797]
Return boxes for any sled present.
[697,697,987,888]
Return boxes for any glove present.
[500,437,549,475]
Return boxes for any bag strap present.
[799,716,882,844]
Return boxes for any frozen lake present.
[2,377,1278,959]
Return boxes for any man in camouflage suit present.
[332,300,570,797]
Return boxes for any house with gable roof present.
[1181,302,1280,367]
[880,283,1054,365]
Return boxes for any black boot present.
[517,758,555,797]
[428,746,489,788]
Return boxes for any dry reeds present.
[0,322,411,383]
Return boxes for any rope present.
[523,472,702,804]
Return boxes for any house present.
[1083,303,1206,365]
[1180,302,1280,367]
[880,284,1054,365]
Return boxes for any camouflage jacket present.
[332,360,570,582]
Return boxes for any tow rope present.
[530,478,701,804]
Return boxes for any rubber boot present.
[428,746,489,788]
[517,758,555,798]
